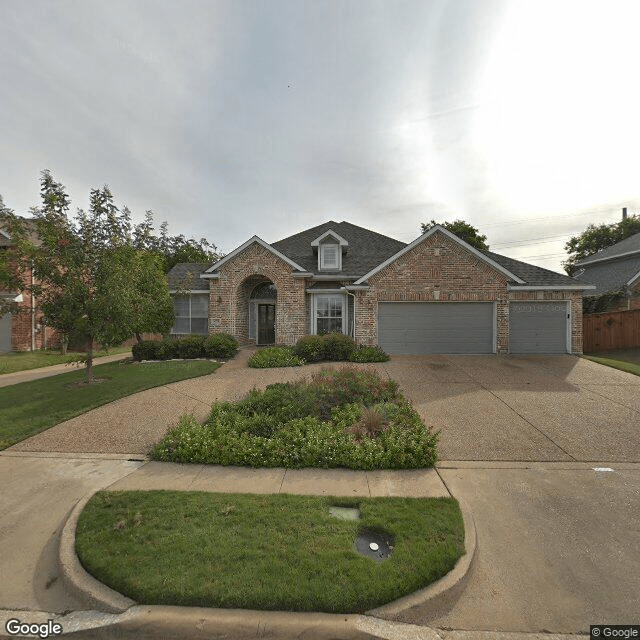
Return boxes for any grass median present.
[76,490,465,613]
[0,360,222,449]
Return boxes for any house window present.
[314,294,345,334]
[171,294,208,335]
[319,243,340,270]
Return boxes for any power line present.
[492,234,567,248]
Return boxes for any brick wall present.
[208,242,308,345]
[353,231,585,353]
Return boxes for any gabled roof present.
[310,229,349,247]
[203,235,307,275]
[354,225,525,285]
[573,255,640,295]
[271,221,406,277]
[167,221,591,291]
[167,263,211,290]
[576,231,640,266]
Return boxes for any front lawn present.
[583,354,640,377]
[152,367,439,469]
[0,347,131,375]
[0,360,222,450]
[76,491,464,613]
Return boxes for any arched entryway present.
[248,280,277,345]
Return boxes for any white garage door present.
[378,302,495,354]
[509,302,569,353]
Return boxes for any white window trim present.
[318,243,341,271]
[171,293,209,335]
[311,293,347,334]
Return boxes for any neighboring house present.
[0,221,59,352]
[572,231,640,312]
[167,221,595,354]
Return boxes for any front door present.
[257,304,275,345]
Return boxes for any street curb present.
[58,494,136,613]
[365,498,477,620]
[58,491,476,635]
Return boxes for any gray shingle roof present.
[481,250,587,287]
[577,231,640,265]
[181,221,590,289]
[271,221,407,277]
[167,263,211,289]
[573,255,640,295]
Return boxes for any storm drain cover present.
[329,506,360,521]
[355,530,394,561]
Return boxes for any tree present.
[0,196,21,316]
[133,211,219,273]
[563,213,640,275]
[421,219,489,251]
[11,171,174,382]
[129,249,175,343]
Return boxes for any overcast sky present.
[2,0,639,273]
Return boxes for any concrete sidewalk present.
[106,460,451,497]
[0,352,132,388]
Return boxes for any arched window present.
[250,282,277,299]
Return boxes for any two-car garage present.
[377,301,570,355]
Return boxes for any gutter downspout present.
[344,289,356,341]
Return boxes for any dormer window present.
[311,228,348,272]
[320,243,340,270]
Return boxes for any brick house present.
[0,223,59,352]
[573,231,640,313]
[167,221,595,354]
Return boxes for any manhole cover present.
[355,530,394,561]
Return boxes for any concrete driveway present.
[383,354,640,462]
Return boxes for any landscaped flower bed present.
[248,333,390,368]
[152,367,439,469]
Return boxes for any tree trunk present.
[86,343,94,384]
[136,332,143,343]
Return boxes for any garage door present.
[378,302,495,354]
[509,302,569,353]
[0,313,11,353]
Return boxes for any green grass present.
[0,347,131,375]
[583,355,640,377]
[0,360,221,450]
[76,491,465,613]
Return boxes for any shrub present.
[322,332,356,361]
[347,406,388,442]
[293,335,326,363]
[349,345,390,363]
[173,336,206,359]
[132,340,161,361]
[309,367,399,413]
[203,333,238,359]
[248,346,305,368]
[235,383,320,422]
[151,365,439,470]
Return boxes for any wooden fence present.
[583,308,640,352]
